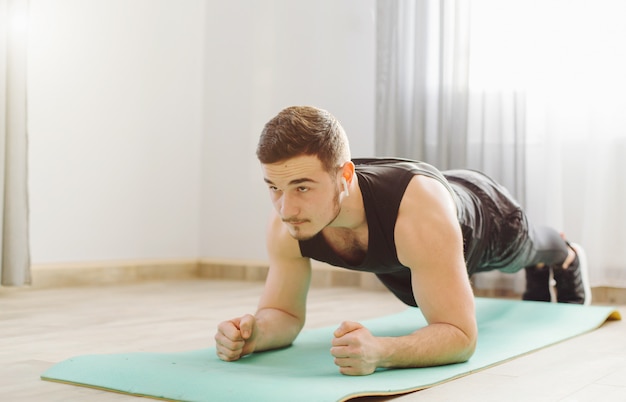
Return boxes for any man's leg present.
[523,226,591,304]
[523,265,552,302]
[553,242,591,304]
[522,226,567,302]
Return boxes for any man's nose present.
[280,193,299,218]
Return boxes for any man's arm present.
[215,211,311,361]
[331,175,477,374]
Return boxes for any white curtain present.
[376,0,526,200]
[376,0,626,289]
[520,0,626,288]
[0,0,31,286]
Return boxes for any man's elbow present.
[455,329,478,363]
[457,340,477,363]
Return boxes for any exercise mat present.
[41,298,620,401]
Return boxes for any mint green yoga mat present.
[42,298,620,402]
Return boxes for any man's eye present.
[297,187,309,193]
[269,186,279,192]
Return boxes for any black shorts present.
[444,170,534,275]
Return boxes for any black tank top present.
[299,158,529,306]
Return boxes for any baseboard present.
[473,286,626,304]
[31,259,200,288]
[29,259,386,292]
[197,259,387,291]
[28,260,626,304]
[591,287,626,305]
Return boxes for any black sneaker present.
[522,264,551,302]
[552,243,591,305]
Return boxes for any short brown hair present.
[256,106,350,172]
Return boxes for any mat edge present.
[338,306,620,402]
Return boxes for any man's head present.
[258,106,354,240]
[256,106,351,174]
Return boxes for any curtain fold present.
[1,0,31,286]
[376,0,626,289]
[376,0,526,201]
[376,0,528,292]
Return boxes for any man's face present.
[262,155,342,241]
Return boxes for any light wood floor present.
[1,279,624,402]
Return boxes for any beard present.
[285,186,343,241]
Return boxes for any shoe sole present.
[569,242,592,305]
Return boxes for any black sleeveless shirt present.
[299,158,530,306]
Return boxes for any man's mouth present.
[283,219,308,225]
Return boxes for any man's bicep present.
[401,225,476,340]
[409,257,475,325]
[395,176,476,332]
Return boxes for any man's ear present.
[340,161,355,184]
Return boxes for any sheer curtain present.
[521,0,626,288]
[376,0,626,290]
[376,0,526,199]
[0,0,31,286]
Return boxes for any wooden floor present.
[1,279,624,402]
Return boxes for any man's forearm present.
[252,307,305,353]
[378,322,476,369]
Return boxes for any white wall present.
[28,0,206,263]
[200,0,376,260]
[27,0,376,264]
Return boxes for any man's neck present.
[326,175,367,232]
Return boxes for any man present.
[214,106,590,375]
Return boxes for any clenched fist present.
[330,321,381,375]
[215,314,258,361]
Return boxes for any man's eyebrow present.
[263,177,318,186]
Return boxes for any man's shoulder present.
[353,158,446,179]
[395,175,463,264]
[353,157,422,168]
[353,158,420,184]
